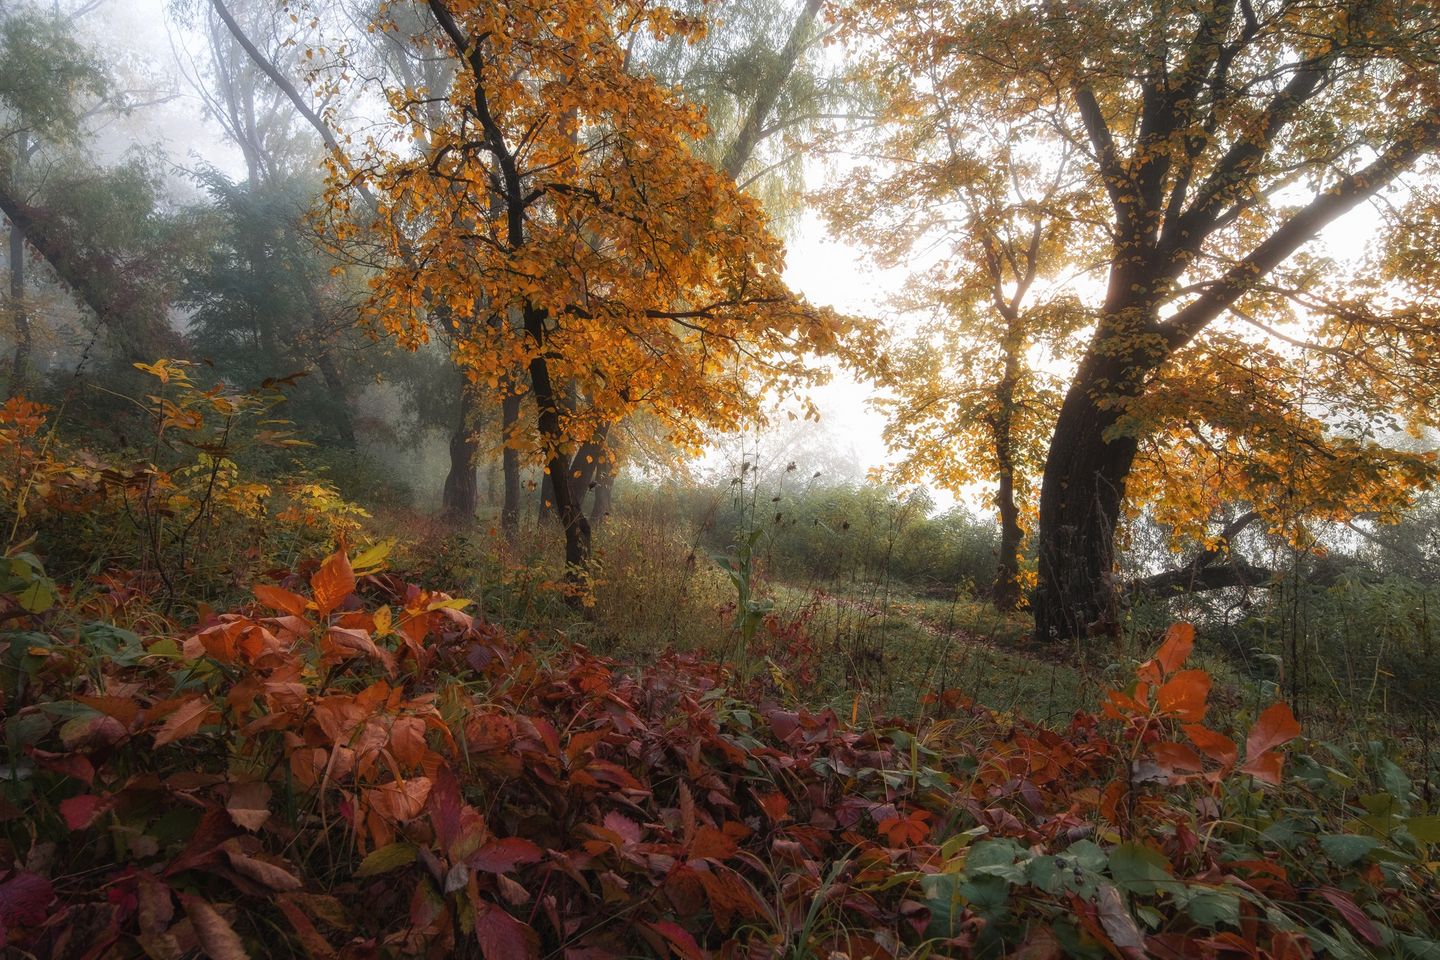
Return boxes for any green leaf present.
[1319,833,1380,867]
[1398,934,1440,959]
[355,842,418,877]
[1108,841,1175,896]
[1404,816,1440,844]
[1176,886,1242,928]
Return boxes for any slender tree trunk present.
[993,452,1023,611]
[720,0,824,180]
[989,324,1025,610]
[8,216,29,398]
[525,306,590,577]
[591,458,615,525]
[7,133,31,398]
[442,378,479,523]
[313,349,357,446]
[500,389,521,540]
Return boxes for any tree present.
[535,0,852,528]
[0,7,182,378]
[849,0,1440,641]
[823,64,1100,607]
[318,0,841,576]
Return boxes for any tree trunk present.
[525,306,590,578]
[7,132,30,399]
[313,349,357,446]
[442,378,478,523]
[501,389,521,541]
[989,328,1024,610]
[538,471,558,524]
[1033,351,1140,644]
[591,457,615,525]
[994,460,1023,610]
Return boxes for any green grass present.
[766,582,1094,723]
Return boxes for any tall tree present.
[850,0,1440,641]
[321,0,841,576]
[0,7,182,375]
[824,82,1099,607]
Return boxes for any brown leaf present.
[221,840,302,892]
[153,696,214,747]
[226,781,272,832]
[180,894,249,960]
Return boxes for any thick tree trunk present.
[1033,352,1139,643]
[442,379,478,523]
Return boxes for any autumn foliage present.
[3,528,1437,960]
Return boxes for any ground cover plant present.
[3,519,1439,956]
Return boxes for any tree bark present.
[719,0,824,180]
[524,306,590,577]
[591,457,615,524]
[1034,348,1140,643]
[313,349,356,446]
[442,378,478,523]
[500,389,521,541]
[989,317,1025,610]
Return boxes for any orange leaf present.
[254,584,311,618]
[1182,724,1237,766]
[1156,669,1210,721]
[1245,702,1300,759]
[311,549,355,618]
[154,696,213,747]
[1156,623,1194,675]
[1239,750,1285,785]
[1152,741,1204,776]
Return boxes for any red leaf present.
[1156,623,1194,675]
[690,826,737,861]
[311,550,355,618]
[469,837,543,874]
[1319,886,1382,946]
[1152,742,1204,776]
[644,919,707,960]
[603,811,642,845]
[60,794,107,830]
[253,584,311,618]
[474,900,539,960]
[755,791,790,824]
[427,765,463,853]
[0,871,55,938]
